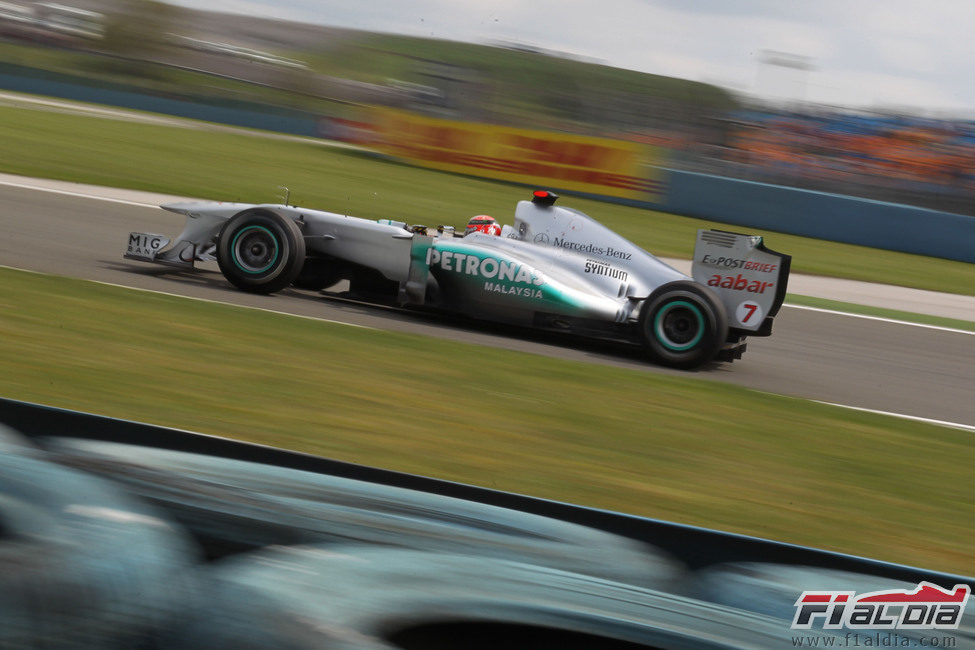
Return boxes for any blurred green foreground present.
[1,269,971,577]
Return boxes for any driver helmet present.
[465,214,501,236]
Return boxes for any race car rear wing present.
[691,230,791,335]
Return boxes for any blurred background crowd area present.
[3,0,975,215]
[683,111,975,216]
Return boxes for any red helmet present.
[465,214,501,236]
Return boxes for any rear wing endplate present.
[691,230,791,334]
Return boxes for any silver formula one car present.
[125,190,790,369]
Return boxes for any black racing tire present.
[217,209,306,294]
[638,281,728,369]
[292,257,343,291]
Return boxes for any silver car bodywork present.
[125,192,790,367]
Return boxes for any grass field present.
[304,32,734,127]
[0,42,340,113]
[0,30,733,126]
[310,32,733,106]
[1,103,974,297]
[2,98,972,577]
[0,267,972,576]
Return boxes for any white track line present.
[814,400,975,433]
[2,176,972,336]
[783,304,975,336]
[5,265,972,430]
[0,265,372,330]
[0,178,161,208]
[0,91,186,125]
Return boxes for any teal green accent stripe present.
[432,241,589,310]
[654,300,704,351]
[231,225,279,274]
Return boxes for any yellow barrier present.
[369,108,665,200]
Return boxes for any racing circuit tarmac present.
[1,177,973,430]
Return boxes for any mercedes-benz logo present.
[534,233,550,244]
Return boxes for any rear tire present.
[638,281,728,369]
[217,209,305,294]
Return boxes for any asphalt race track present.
[2,182,973,428]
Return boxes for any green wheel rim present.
[653,300,705,351]
[231,225,280,274]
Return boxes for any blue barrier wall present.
[2,64,973,263]
[0,65,320,137]
[661,170,975,264]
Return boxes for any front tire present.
[217,209,305,294]
[638,281,728,369]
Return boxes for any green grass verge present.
[303,32,734,127]
[315,32,733,106]
[1,267,972,576]
[1,103,974,297]
[786,295,975,332]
